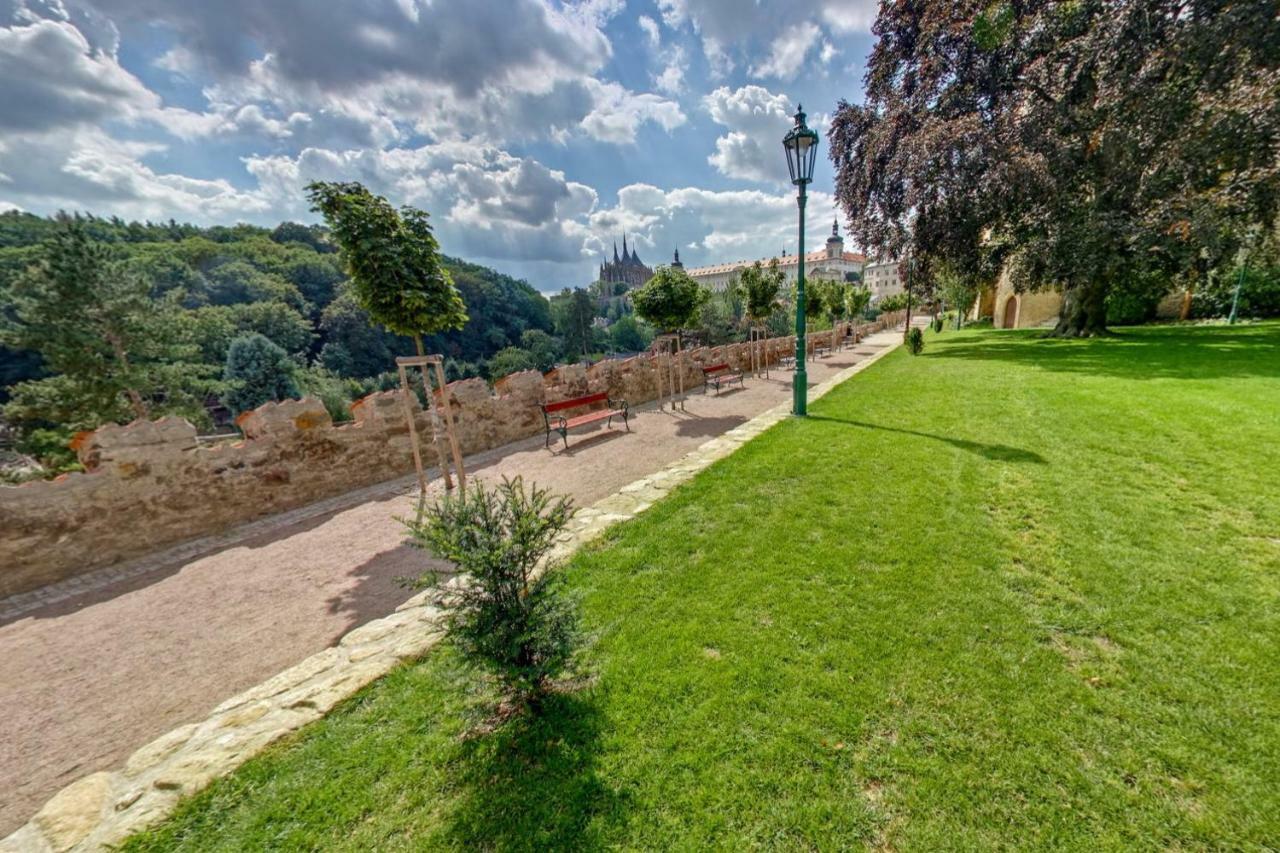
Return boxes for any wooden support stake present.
[416,364,453,491]
[431,360,466,493]
[396,363,429,497]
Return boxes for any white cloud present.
[704,85,792,184]
[589,182,841,267]
[581,80,685,145]
[654,0,875,82]
[0,127,270,220]
[653,47,687,95]
[750,22,821,80]
[0,19,158,132]
[637,14,660,47]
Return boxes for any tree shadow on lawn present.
[441,691,628,850]
[808,415,1048,464]
[923,324,1280,381]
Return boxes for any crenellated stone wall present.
[0,319,899,599]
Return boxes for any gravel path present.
[0,338,896,834]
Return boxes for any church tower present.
[826,219,845,260]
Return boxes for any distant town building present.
[863,259,904,302]
[598,234,653,289]
[685,220,866,291]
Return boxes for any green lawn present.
[126,322,1280,851]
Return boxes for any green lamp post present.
[783,105,819,416]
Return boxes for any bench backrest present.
[542,392,609,414]
[702,363,730,376]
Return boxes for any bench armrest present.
[541,409,569,431]
[608,398,629,416]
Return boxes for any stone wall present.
[0,320,898,599]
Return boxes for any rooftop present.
[686,250,867,277]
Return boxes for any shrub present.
[222,332,300,416]
[905,326,925,355]
[296,366,357,423]
[931,315,944,333]
[406,477,581,712]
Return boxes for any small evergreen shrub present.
[932,315,944,333]
[406,477,581,712]
[222,332,299,415]
[905,326,925,355]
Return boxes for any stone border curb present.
[1,331,902,853]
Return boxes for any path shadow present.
[442,691,627,849]
[322,541,451,644]
[546,427,627,456]
[674,414,748,439]
[808,415,1048,464]
[924,324,1280,381]
[5,490,406,627]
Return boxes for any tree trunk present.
[107,334,149,420]
[1051,280,1108,337]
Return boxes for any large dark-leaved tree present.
[830,0,1279,336]
[307,181,467,355]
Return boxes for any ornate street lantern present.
[782,105,819,187]
[782,105,820,416]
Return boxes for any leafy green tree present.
[631,266,708,339]
[934,262,980,330]
[824,280,849,325]
[317,289,410,378]
[740,259,784,329]
[282,257,344,311]
[405,477,581,711]
[222,333,300,416]
[845,286,872,337]
[486,347,537,380]
[608,315,651,352]
[307,181,467,356]
[205,260,309,313]
[1,219,215,431]
[519,329,562,372]
[550,288,597,357]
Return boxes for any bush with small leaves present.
[932,315,944,333]
[405,477,581,712]
[905,326,925,355]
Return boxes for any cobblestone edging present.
[1,335,900,853]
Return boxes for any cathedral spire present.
[622,232,628,259]
[832,218,839,237]
[671,247,683,269]
[613,240,619,263]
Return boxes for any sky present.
[0,0,878,292]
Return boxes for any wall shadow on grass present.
[808,415,1048,465]
[923,324,1280,381]
[441,691,627,849]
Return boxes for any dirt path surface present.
[0,335,898,833]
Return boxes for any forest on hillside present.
[0,211,580,474]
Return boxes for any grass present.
[125,322,1280,850]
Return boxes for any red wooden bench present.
[541,392,629,450]
[700,363,744,394]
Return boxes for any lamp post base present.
[792,367,807,416]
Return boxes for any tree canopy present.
[830,0,1280,336]
[631,266,708,335]
[739,259,785,327]
[306,181,467,352]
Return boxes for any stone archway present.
[1002,296,1019,329]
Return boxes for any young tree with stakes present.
[306,182,467,355]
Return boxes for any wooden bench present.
[541,392,629,450]
[701,363,745,395]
